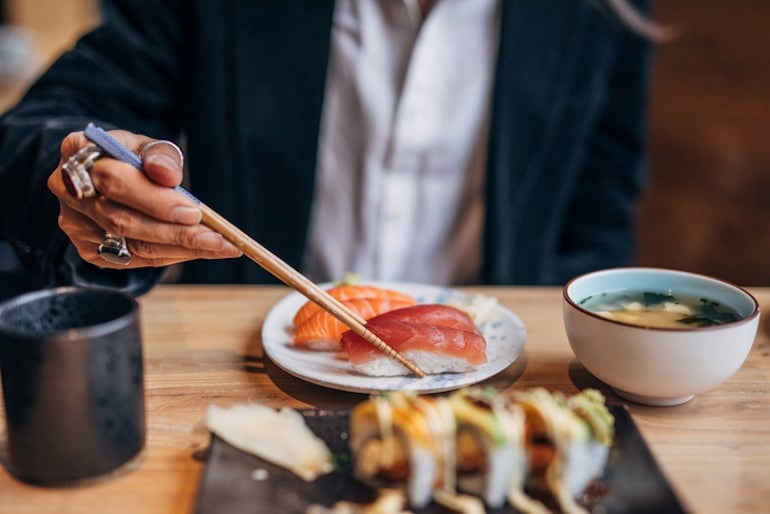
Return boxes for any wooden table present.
[0,285,768,513]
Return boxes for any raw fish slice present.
[340,320,487,376]
[293,297,415,350]
[292,285,416,326]
[372,304,481,335]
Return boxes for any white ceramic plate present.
[261,282,527,394]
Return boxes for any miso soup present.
[578,291,742,329]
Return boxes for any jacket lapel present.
[227,0,335,281]
[484,0,615,283]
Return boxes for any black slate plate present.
[194,405,686,514]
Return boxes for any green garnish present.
[677,298,741,326]
[643,292,676,307]
[330,452,349,471]
[336,272,361,286]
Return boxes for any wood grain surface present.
[0,285,767,513]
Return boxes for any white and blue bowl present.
[563,267,761,406]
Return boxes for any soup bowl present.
[563,267,760,406]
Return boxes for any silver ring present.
[62,146,103,199]
[141,140,184,168]
[97,232,132,265]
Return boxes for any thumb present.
[140,140,185,188]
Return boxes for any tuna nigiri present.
[368,304,482,334]
[340,304,487,376]
[293,297,415,350]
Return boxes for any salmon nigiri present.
[340,304,487,376]
[292,284,416,327]
[293,297,415,350]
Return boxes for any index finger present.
[85,156,202,226]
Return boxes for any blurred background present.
[1,0,767,285]
[638,1,770,286]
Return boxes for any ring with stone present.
[97,232,132,265]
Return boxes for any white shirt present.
[303,0,501,285]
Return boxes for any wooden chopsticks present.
[83,123,426,378]
[200,207,426,377]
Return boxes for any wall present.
[637,1,770,285]
[0,0,97,109]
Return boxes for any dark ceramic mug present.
[0,286,145,484]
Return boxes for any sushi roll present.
[450,387,544,511]
[348,391,456,508]
[340,304,487,376]
[513,388,614,514]
[346,388,614,513]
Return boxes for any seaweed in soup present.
[642,292,675,307]
[580,291,742,329]
[677,298,741,327]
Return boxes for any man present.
[0,0,652,296]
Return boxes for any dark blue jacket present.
[0,0,651,295]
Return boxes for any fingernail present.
[170,206,201,224]
[221,243,243,257]
[194,233,242,256]
[194,232,227,250]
